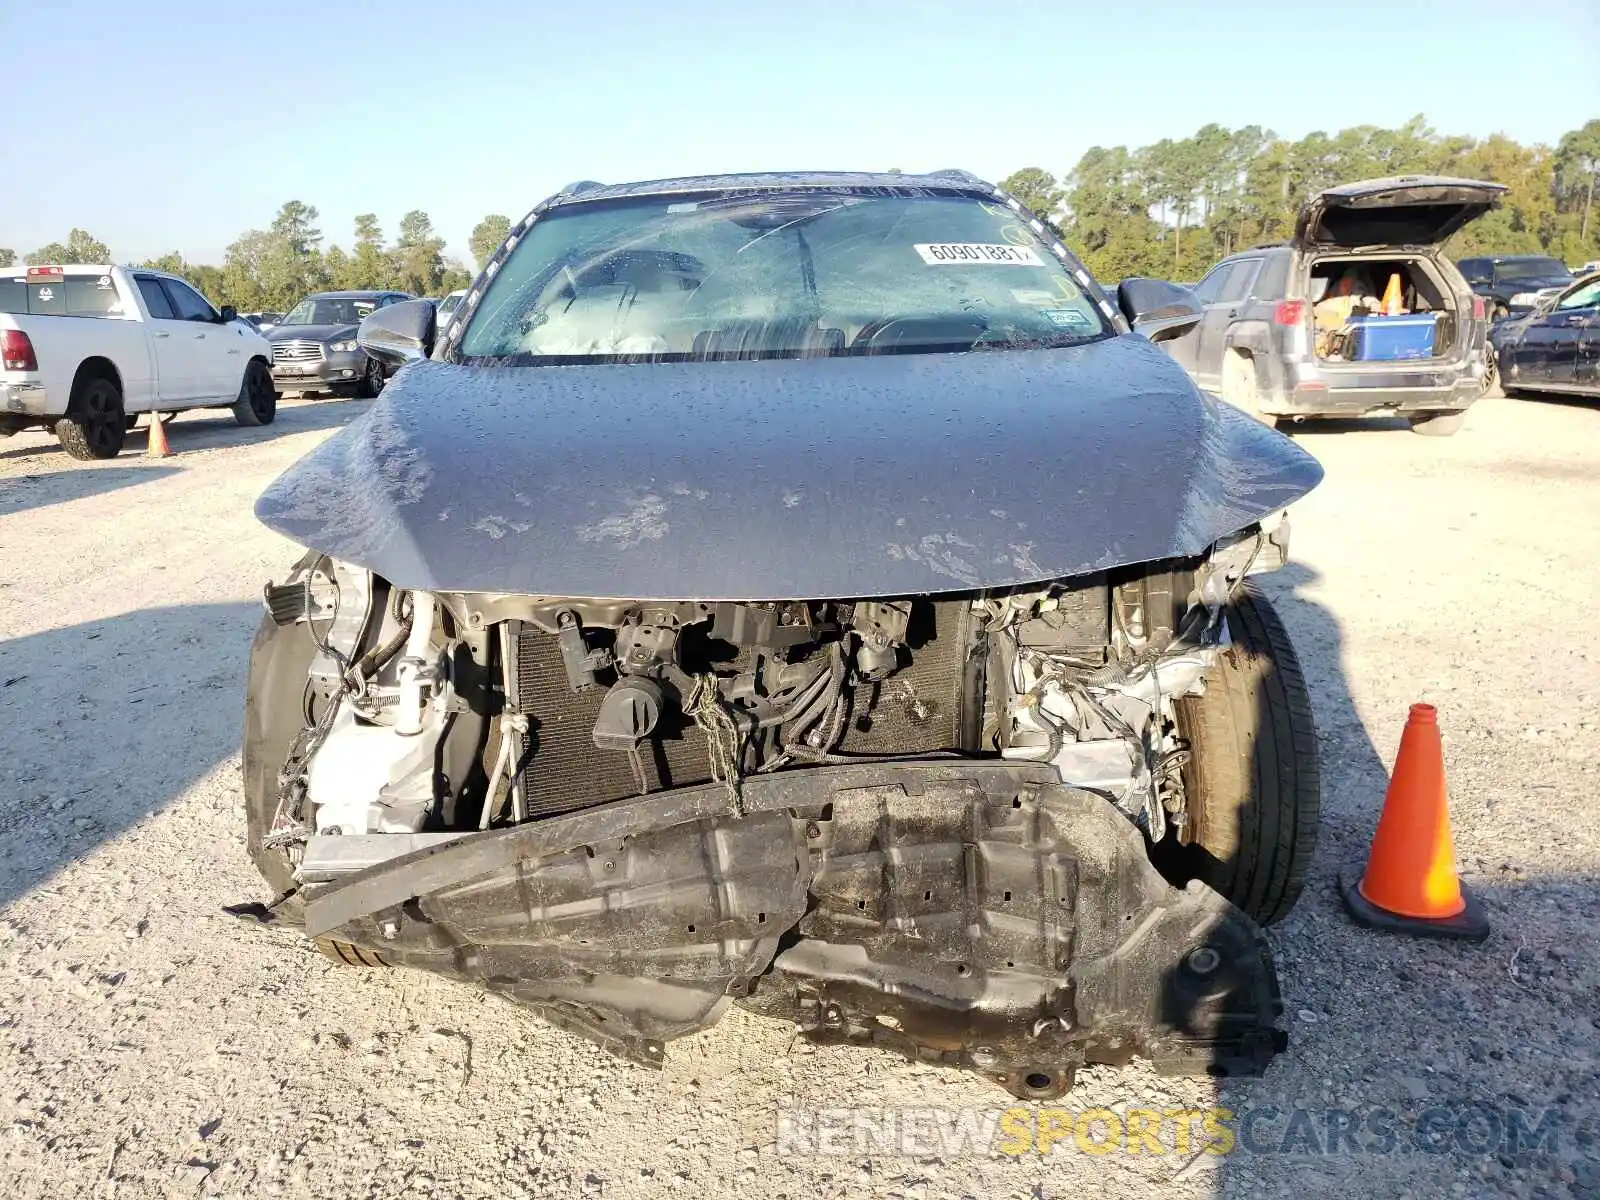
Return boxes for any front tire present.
[1408,410,1466,437]
[56,373,126,460]
[233,360,277,427]
[1160,582,1320,926]
[355,355,385,399]
[313,937,389,967]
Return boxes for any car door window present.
[135,276,177,320]
[1190,264,1236,306]
[1555,280,1600,311]
[1251,255,1288,300]
[162,279,218,322]
[1218,260,1260,304]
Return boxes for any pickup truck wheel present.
[233,361,277,426]
[1156,581,1320,925]
[355,355,385,399]
[56,375,126,460]
[1408,410,1466,437]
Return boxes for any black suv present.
[1454,255,1575,318]
[266,290,413,397]
[1162,177,1503,436]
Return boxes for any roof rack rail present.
[926,168,988,186]
[558,180,606,196]
[1250,240,1288,249]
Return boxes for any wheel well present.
[1221,347,1254,397]
[68,357,123,414]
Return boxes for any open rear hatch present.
[1294,176,1506,249]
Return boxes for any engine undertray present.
[303,761,1285,1098]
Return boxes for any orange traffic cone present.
[146,412,171,458]
[1340,704,1489,941]
[1380,273,1405,316]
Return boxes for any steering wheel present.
[851,316,992,351]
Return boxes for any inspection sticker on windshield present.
[1044,308,1096,330]
[915,243,1043,266]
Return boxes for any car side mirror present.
[1117,278,1203,343]
[358,298,436,367]
[218,304,237,324]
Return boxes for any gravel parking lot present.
[1,393,1597,1199]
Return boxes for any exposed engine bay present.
[266,520,1284,850]
[245,517,1292,1096]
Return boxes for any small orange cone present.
[1340,704,1489,941]
[1381,273,1405,315]
[147,412,171,458]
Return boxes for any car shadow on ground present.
[1202,867,1599,1196]
[1502,390,1599,412]
[0,397,368,463]
[0,464,184,516]
[0,601,260,911]
[1193,563,1599,1194]
[3,572,1594,1193]
[1277,415,1413,437]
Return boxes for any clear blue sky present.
[2,0,1596,266]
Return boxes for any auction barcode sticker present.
[915,243,1044,266]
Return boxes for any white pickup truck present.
[0,264,276,459]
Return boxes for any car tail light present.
[2,329,37,372]
[1471,295,1486,320]
[1273,300,1306,326]
[25,265,64,281]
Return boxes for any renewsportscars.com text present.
[775,1104,1563,1160]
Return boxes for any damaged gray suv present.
[239,170,1324,1098]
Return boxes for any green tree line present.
[6,205,520,313]
[1001,116,1600,281]
[11,116,1598,300]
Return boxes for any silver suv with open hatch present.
[1162,177,1504,436]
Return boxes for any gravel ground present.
[1,393,1597,1199]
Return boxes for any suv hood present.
[266,323,356,343]
[1294,176,1506,249]
[254,338,1323,600]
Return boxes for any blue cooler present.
[1346,313,1438,361]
